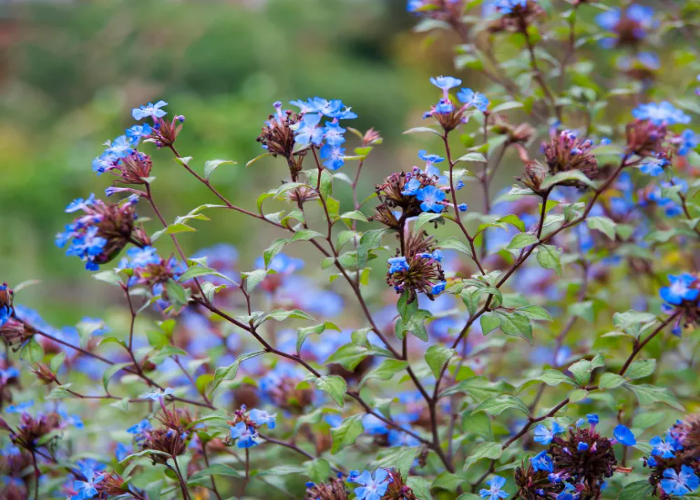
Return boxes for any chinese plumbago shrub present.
[4,2,700,500]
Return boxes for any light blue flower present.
[531,450,553,473]
[230,422,258,448]
[458,88,489,112]
[320,144,345,170]
[294,113,324,146]
[632,101,691,126]
[660,274,699,305]
[388,257,410,274]
[352,469,390,500]
[249,409,276,429]
[480,475,509,500]
[416,185,446,213]
[132,100,168,120]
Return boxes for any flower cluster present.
[56,194,149,270]
[516,416,636,499]
[227,405,276,449]
[424,76,489,131]
[643,414,700,498]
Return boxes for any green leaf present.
[47,385,75,399]
[315,376,347,408]
[360,359,409,387]
[538,370,575,387]
[305,459,332,485]
[516,305,553,321]
[397,291,418,322]
[92,270,123,287]
[290,229,324,242]
[178,265,235,284]
[165,279,190,309]
[357,229,388,269]
[438,237,473,257]
[242,269,275,292]
[491,101,524,113]
[624,383,685,411]
[406,477,433,500]
[599,373,627,390]
[536,245,562,276]
[340,210,369,223]
[326,343,372,370]
[540,170,596,190]
[463,442,503,472]
[507,233,538,250]
[569,388,589,403]
[473,395,529,416]
[587,216,617,240]
[625,359,656,380]
[50,352,66,374]
[296,322,340,356]
[496,214,526,232]
[415,211,444,230]
[617,480,653,499]
[330,414,364,454]
[263,238,290,268]
[120,449,173,463]
[425,345,456,379]
[211,351,265,393]
[404,126,442,136]
[372,447,420,479]
[480,312,501,335]
[203,159,236,180]
[187,464,243,486]
[496,311,533,344]
[568,301,595,323]
[21,338,44,364]
[103,363,132,393]
[255,309,314,326]
[456,152,487,163]
[568,359,594,386]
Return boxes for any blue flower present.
[387,428,421,447]
[613,424,636,446]
[115,442,132,462]
[0,367,19,383]
[127,419,151,442]
[639,156,668,176]
[256,253,304,275]
[132,100,168,120]
[5,401,33,414]
[294,113,324,146]
[650,435,681,458]
[65,194,96,213]
[458,88,489,112]
[587,414,599,425]
[230,422,258,448]
[126,123,152,143]
[249,409,276,429]
[139,387,175,401]
[431,281,446,295]
[92,153,118,175]
[388,257,410,274]
[105,135,137,158]
[434,98,454,114]
[531,450,554,473]
[323,122,347,146]
[362,414,390,435]
[494,0,527,15]
[577,442,589,451]
[416,185,446,213]
[480,475,509,500]
[660,465,700,496]
[660,274,699,305]
[402,178,422,196]
[533,422,564,445]
[430,76,462,91]
[320,144,345,170]
[66,227,108,270]
[120,246,161,269]
[72,467,104,500]
[352,469,390,500]
[458,203,468,212]
[419,150,445,165]
[679,129,698,156]
[632,101,691,126]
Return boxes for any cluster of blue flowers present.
[92,101,168,176]
[424,75,489,120]
[288,97,357,170]
[348,468,391,500]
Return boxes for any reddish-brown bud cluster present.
[256,107,307,180]
[541,130,598,182]
[626,119,668,158]
[491,114,536,145]
[148,115,185,148]
[373,171,439,227]
[109,151,153,185]
[383,470,417,500]
[386,231,446,303]
[305,474,350,500]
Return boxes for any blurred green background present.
[0,0,477,320]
